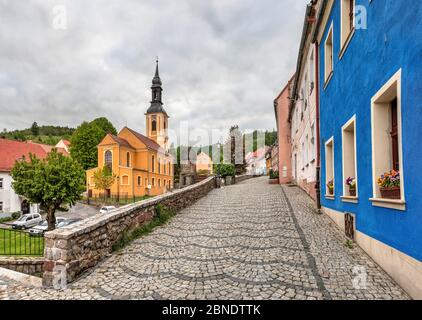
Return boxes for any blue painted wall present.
[319,0,422,261]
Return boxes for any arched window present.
[152,120,157,132]
[105,150,112,169]
[126,152,130,167]
[137,176,141,186]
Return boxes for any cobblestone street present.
[1,177,409,300]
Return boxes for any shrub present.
[269,170,279,179]
[11,211,21,219]
[214,164,235,178]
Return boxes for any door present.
[21,200,30,214]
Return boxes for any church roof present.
[124,127,162,152]
[146,60,168,115]
[108,134,135,150]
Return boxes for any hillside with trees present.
[1,122,75,145]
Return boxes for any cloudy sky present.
[0,0,308,141]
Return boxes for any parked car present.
[12,213,42,230]
[57,218,82,228]
[99,206,117,214]
[29,217,67,236]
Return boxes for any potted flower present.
[345,177,357,197]
[327,180,334,195]
[378,170,401,199]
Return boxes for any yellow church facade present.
[86,61,174,198]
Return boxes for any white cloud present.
[0,0,308,138]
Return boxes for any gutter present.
[312,0,328,43]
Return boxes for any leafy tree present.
[31,122,39,136]
[90,117,117,135]
[93,166,116,203]
[11,149,85,231]
[70,118,117,170]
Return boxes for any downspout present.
[315,43,322,210]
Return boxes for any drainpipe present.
[315,43,322,211]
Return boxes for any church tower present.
[146,59,169,151]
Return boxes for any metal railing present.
[0,228,44,256]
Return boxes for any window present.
[0,178,3,189]
[145,178,148,187]
[309,50,315,93]
[158,158,161,174]
[325,138,334,196]
[137,176,142,186]
[121,175,129,185]
[158,179,161,187]
[342,116,357,198]
[371,70,404,206]
[301,142,305,169]
[324,23,334,84]
[168,180,171,189]
[126,152,130,167]
[310,124,316,161]
[341,0,355,48]
[152,120,157,132]
[164,161,166,175]
[0,201,3,212]
[305,135,309,165]
[105,150,112,169]
[152,178,155,187]
[151,155,155,172]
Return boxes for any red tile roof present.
[0,139,48,172]
[0,139,70,172]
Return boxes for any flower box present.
[380,186,401,200]
[349,188,356,197]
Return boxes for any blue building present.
[315,0,422,298]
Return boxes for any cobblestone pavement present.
[3,177,409,300]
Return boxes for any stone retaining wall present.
[42,176,216,287]
[0,257,44,276]
[235,174,256,184]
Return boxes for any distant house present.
[55,139,71,153]
[246,147,268,176]
[196,152,213,175]
[0,139,67,216]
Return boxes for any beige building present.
[196,152,213,175]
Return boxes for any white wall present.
[0,172,39,214]
[291,43,318,185]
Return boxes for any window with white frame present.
[309,50,315,93]
[305,135,309,165]
[341,0,355,48]
[325,138,334,196]
[371,70,404,202]
[310,123,316,161]
[324,23,334,84]
[342,116,357,197]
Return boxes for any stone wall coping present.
[0,257,44,263]
[44,176,215,241]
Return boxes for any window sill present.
[310,159,315,164]
[339,28,355,60]
[323,71,334,90]
[325,194,335,200]
[341,196,358,204]
[305,164,309,168]
[369,198,406,211]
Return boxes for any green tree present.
[31,122,39,136]
[11,150,85,231]
[91,117,117,135]
[70,118,117,170]
[93,166,116,203]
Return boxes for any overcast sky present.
[0,0,308,140]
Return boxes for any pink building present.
[274,75,295,184]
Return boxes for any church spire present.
[147,58,167,115]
